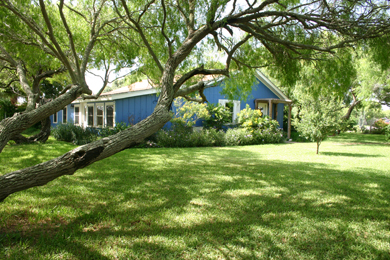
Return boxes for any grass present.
[0,133,390,259]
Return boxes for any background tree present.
[1,0,390,202]
[293,93,344,154]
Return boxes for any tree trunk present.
[316,141,320,154]
[0,85,83,152]
[11,117,51,144]
[0,106,171,202]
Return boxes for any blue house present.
[51,70,292,137]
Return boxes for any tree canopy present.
[1,0,390,202]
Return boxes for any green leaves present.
[293,93,344,154]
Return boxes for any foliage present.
[98,122,130,137]
[0,98,16,119]
[202,103,232,130]
[171,97,209,127]
[39,80,66,100]
[156,127,225,148]
[52,123,97,145]
[370,119,387,134]
[156,124,283,148]
[237,104,263,128]
[385,124,390,141]
[293,94,344,154]
[224,127,284,146]
[237,105,280,131]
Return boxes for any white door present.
[257,103,268,116]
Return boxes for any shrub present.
[156,127,226,148]
[385,124,390,141]
[203,103,232,130]
[52,123,97,145]
[98,122,130,137]
[224,127,284,146]
[237,105,280,132]
[172,97,209,127]
[372,119,387,134]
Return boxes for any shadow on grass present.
[1,146,390,259]
[327,133,388,144]
[320,151,384,157]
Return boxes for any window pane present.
[87,106,94,126]
[75,107,79,124]
[97,105,103,126]
[63,108,67,123]
[53,112,57,123]
[106,105,113,127]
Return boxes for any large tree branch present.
[58,0,81,79]
[161,0,173,57]
[0,104,172,203]
[0,85,84,152]
[38,0,78,83]
[173,66,229,93]
[120,0,164,73]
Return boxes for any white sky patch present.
[85,68,132,94]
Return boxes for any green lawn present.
[1,133,390,259]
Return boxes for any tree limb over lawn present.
[1,0,390,202]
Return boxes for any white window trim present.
[74,105,80,125]
[218,99,241,123]
[105,102,115,128]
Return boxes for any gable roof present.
[74,70,290,103]
[254,70,291,102]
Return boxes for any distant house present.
[51,70,293,137]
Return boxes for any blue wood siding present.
[50,77,287,129]
[115,93,158,125]
[201,79,285,128]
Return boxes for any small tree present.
[294,94,344,154]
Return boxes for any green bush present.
[156,127,226,148]
[237,105,280,132]
[224,128,284,146]
[52,123,97,145]
[156,125,284,148]
[372,119,387,134]
[203,103,232,130]
[98,122,130,137]
[385,124,390,141]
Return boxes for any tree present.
[1,0,390,202]
[293,93,344,154]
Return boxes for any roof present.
[101,79,155,96]
[254,70,291,102]
[73,70,290,103]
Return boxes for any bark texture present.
[0,85,83,152]
[11,117,51,144]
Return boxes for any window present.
[62,107,67,123]
[74,106,80,125]
[96,104,104,127]
[53,112,58,124]
[86,105,94,126]
[106,104,114,127]
[218,99,240,123]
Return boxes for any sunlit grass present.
[1,133,390,259]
